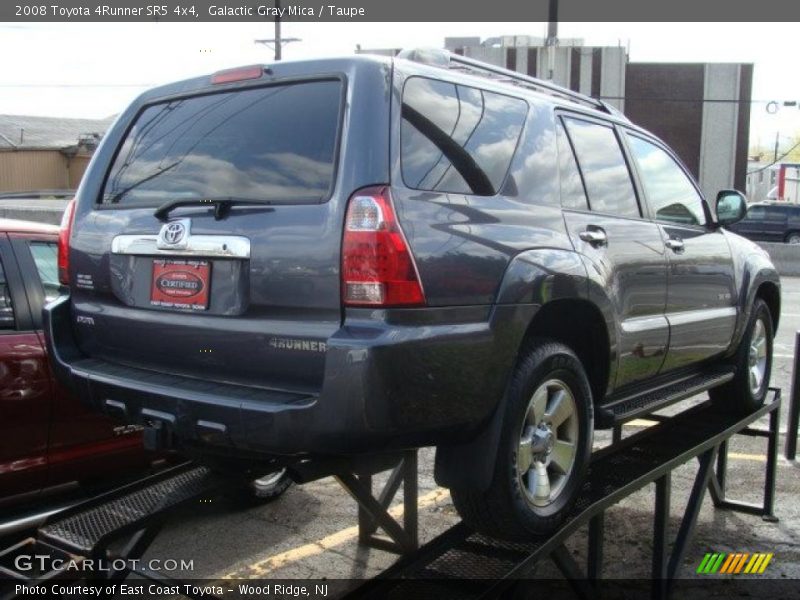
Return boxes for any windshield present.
[101,79,342,206]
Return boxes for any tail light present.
[342,187,425,307]
[58,198,76,285]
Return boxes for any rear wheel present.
[785,231,800,244]
[709,298,773,413]
[251,469,293,501]
[451,340,593,540]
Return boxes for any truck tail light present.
[58,198,76,285]
[342,186,425,307]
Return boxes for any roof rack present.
[396,48,620,117]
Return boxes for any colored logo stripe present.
[697,553,726,573]
[702,552,773,575]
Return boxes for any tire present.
[785,231,800,244]
[225,469,293,507]
[709,298,773,414]
[450,340,593,540]
[250,469,293,501]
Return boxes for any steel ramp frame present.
[0,391,781,600]
[348,388,781,600]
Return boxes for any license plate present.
[150,259,211,310]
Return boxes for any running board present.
[597,367,735,427]
[38,463,221,555]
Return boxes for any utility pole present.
[774,131,780,163]
[545,0,559,80]
[254,0,301,61]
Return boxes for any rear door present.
[760,205,789,242]
[623,132,736,372]
[0,234,50,498]
[67,73,382,393]
[558,115,669,389]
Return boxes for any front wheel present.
[451,340,593,540]
[709,298,773,413]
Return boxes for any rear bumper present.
[45,296,535,458]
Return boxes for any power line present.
[747,139,800,174]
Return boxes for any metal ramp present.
[346,389,781,600]
[0,390,782,600]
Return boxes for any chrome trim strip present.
[620,315,669,334]
[111,234,250,258]
[666,306,737,327]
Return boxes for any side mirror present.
[715,190,747,226]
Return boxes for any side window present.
[626,135,706,226]
[746,206,766,221]
[0,257,15,329]
[763,207,787,222]
[28,242,60,305]
[555,120,588,211]
[563,118,640,219]
[401,77,528,196]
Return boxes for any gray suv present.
[45,50,780,539]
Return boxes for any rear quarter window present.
[400,76,528,196]
[101,79,343,206]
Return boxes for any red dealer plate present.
[150,259,211,310]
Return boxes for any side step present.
[597,367,735,427]
[37,463,220,555]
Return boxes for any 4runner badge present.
[157,218,191,249]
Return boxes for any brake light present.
[342,187,425,307]
[211,65,264,85]
[58,198,76,285]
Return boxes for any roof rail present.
[396,48,618,117]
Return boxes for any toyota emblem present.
[162,222,186,245]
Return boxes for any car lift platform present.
[0,389,781,600]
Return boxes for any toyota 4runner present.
[45,50,781,539]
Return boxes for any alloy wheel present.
[517,379,579,507]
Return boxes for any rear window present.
[400,76,528,196]
[101,80,342,206]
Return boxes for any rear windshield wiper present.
[153,197,272,221]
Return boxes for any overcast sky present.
[1,22,798,150]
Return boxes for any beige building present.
[0,114,114,193]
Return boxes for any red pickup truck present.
[0,218,151,504]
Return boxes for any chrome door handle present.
[579,229,608,246]
[665,238,685,252]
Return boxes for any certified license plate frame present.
[150,259,211,311]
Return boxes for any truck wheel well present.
[522,300,610,404]
[756,282,780,333]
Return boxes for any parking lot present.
[126,277,800,586]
